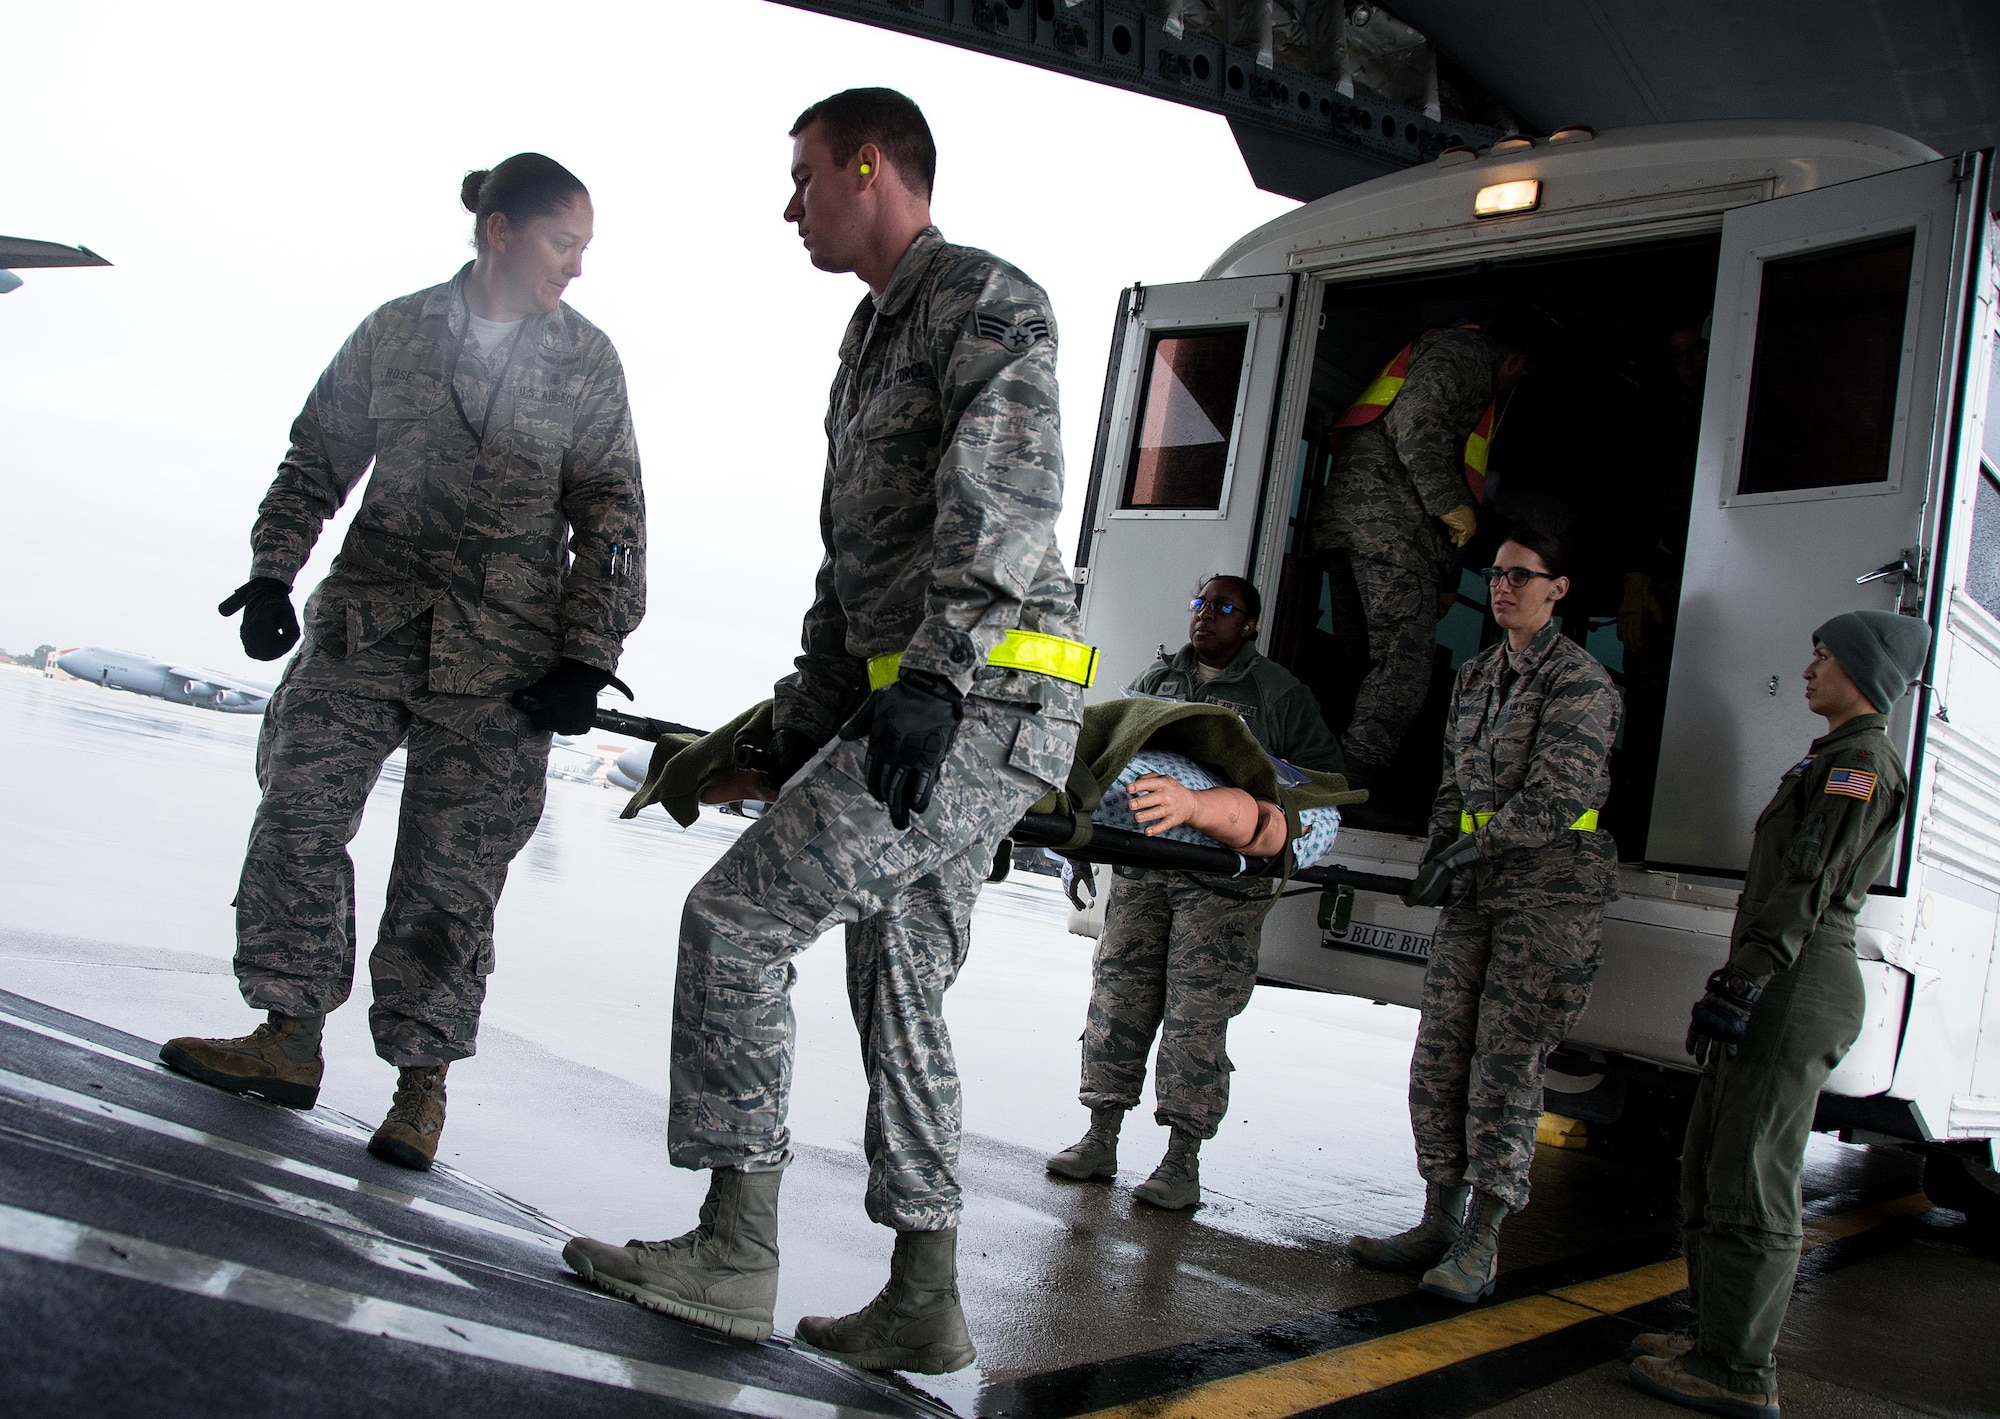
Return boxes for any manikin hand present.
[701,768,774,805]
[1127,775,1288,855]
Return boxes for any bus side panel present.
[1892,218,2000,1141]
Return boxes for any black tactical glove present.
[1402,833,1481,908]
[514,658,625,735]
[1686,965,1763,1067]
[839,668,963,830]
[733,727,824,798]
[218,577,300,661]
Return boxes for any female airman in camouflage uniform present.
[1351,525,1620,1303]
[161,154,645,1172]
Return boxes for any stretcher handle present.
[592,708,708,741]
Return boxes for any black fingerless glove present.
[1686,965,1763,1067]
[514,658,617,735]
[218,577,300,662]
[838,668,963,830]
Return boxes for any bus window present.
[1122,326,1247,509]
[1736,232,1916,496]
[1969,470,2000,621]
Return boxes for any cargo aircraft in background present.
[56,647,273,714]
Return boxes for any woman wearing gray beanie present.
[1630,608,1930,1418]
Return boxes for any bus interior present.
[1267,235,1728,859]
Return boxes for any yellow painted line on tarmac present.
[1803,1191,1932,1246]
[1081,1296,1597,1419]
[1549,1257,1688,1315]
[1078,1193,1929,1419]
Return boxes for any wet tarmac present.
[4,669,1997,1416]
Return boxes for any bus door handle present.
[1855,547,1924,614]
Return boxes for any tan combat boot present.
[160,1012,323,1110]
[368,1064,448,1171]
[1349,1181,1468,1270]
[1132,1128,1201,1210]
[796,1227,976,1374]
[1627,1354,1780,1419]
[1045,1107,1123,1180]
[1629,1329,1697,1361]
[1420,1189,1508,1303]
[564,1167,783,1342]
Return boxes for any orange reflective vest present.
[1331,339,1495,503]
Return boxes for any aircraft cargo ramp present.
[0,987,946,1419]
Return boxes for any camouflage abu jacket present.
[250,263,646,697]
[1313,325,1496,578]
[773,226,1082,743]
[1728,713,1907,987]
[1428,620,1622,906]
[1128,642,1345,773]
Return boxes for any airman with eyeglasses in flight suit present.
[1046,574,1343,1210]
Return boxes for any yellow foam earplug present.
[859,163,872,174]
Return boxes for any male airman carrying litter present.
[160,155,645,1169]
[1048,574,1343,1209]
[1309,325,1528,791]
[561,89,1088,1376]
[1630,610,1929,1419]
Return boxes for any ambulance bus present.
[1069,120,2000,1216]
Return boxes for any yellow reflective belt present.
[1461,809,1600,833]
[867,629,1099,693]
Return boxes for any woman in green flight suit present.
[1630,609,1931,1419]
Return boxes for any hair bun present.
[460,169,490,213]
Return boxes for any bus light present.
[1474,179,1541,218]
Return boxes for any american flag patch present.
[1824,768,1878,801]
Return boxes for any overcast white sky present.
[1,0,1295,729]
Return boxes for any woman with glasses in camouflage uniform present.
[1349,526,1620,1303]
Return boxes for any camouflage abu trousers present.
[1409,899,1602,1211]
[1342,555,1437,773]
[669,695,1075,1231]
[234,620,550,1065]
[1079,871,1275,1138]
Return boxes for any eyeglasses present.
[1481,566,1558,589]
[1190,597,1243,617]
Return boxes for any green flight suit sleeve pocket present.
[1784,807,1833,879]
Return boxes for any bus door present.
[1075,275,1295,697]
[1651,152,1990,874]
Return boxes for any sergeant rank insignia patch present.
[1824,767,1878,801]
[974,312,1050,353]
